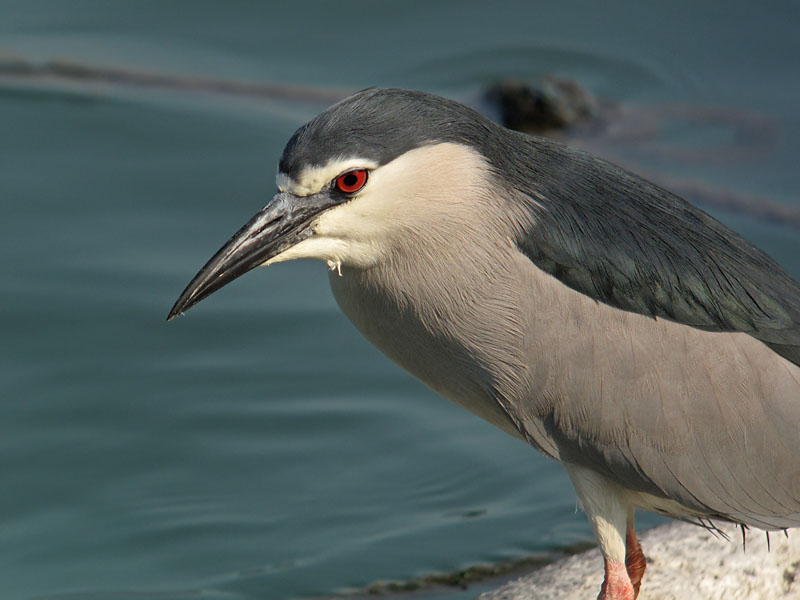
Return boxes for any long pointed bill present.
[167,191,333,320]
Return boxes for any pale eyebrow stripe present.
[276,157,378,197]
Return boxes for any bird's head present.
[167,88,507,320]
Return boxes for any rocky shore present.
[481,521,800,600]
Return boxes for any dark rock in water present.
[484,78,597,135]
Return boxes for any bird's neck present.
[327,236,529,440]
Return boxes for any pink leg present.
[598,558,635,600]
[625,528,646,599]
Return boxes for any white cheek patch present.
[263,236,347,265]
[261,217,384,271]
[268,142,492,270]
[276,157,378,197]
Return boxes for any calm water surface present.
[2,2,799,599]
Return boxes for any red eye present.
[334,169,368,194]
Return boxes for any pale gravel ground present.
[481,522,800,599]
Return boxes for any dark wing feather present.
[505,134,800,365]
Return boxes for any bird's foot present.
[597,558,635,600]
[625,528,646,599]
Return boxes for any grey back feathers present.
[281,88,800,367]
[508,140,800,366]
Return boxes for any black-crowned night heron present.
[168,88,800,600]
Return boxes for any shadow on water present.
[28,542,597,600]
[2,53,796,231]
[311,542,597,600]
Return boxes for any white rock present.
[480,522,800,599]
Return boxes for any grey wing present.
[511,136,800,366]
[531,319,800,530]
[507,136,800,528]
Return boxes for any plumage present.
[170,88,800,600]
[279,88,800,363]
[320,148,800,530]
[510,139,800,365]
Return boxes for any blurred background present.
[2,1,799,599]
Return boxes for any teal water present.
[2,2,799,599]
